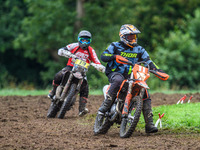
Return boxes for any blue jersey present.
[101,41,156,77]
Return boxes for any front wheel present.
[57,83,77,119]
[120,96,142,138]
[47,101,63,118]
[93,113,113,135]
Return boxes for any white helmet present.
[119,24,141,47]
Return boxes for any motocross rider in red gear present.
[48,30,103,117]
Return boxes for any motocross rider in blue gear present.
[98,24,165,133]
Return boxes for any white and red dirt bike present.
[47,50,105,118]
[94,56,169,138]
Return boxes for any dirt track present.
[0,93,200,150]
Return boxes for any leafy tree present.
[1,0,200,90]
[14,0,76,87]
[154,9,200,89]
[0,0,43,88]
[129,0,200,53]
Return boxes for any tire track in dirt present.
[0,93,199,149]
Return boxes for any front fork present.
[73,78,83,98]
[60,73,74,101]
[61,75,83,102]
[122,81,133,116]
[121,83,145,116]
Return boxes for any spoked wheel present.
[47,101,63,118]
[93,113,112,135]
[57,83,77,119]
[120,96,142,138]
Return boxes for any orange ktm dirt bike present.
[47,49,105,118]
[94,56,169,138]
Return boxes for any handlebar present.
[116,55,169,81]
[58,49,105,73]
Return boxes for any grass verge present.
[0,88,199,96]
[0,88,103,96]
[135,102,200,133]
[84,102,200,134]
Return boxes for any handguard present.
[91,63,105,73]
[151,70,169,81]
[58,49,76,59]
[58,49,71,57]
[115,55,129,64]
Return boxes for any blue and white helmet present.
[119,24,141,47]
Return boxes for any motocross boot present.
[143,99,158,133]
[48,84,58,100]
[79,97,89,117]
[98,94,114,114]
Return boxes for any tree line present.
[1,0,200,90]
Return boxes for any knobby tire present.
[93,113,113,135]
[57,83,77,119]
[47,101,62,118]
[120,96,142,138]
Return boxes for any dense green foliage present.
[155,9,200,89]
[1,0,200,90]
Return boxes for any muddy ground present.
[0,93,200,150]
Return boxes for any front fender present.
[73,72,83,79]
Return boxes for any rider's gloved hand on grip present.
[154,69,169,81]
[58,48,65,56]
[115,55,129,64]
[95,64,105,73]
[58,49,71,57]
[156,69,165,73]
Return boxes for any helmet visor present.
[78,37,91,44]
[125,34,137,41]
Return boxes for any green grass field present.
[139,103,200,133]
[86,103,200,133]
[0,89,104,96]
[0,88,199,96]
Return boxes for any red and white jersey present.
[66,43,101,66]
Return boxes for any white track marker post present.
[188,96,193,103]
[177,95,187,104]
[155,113,165,128]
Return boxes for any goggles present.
[78,37,91,44]
[125,34,137,41]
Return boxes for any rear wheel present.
[93,113,113,135]
[57,83,77,119]
[120,96,142,138]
